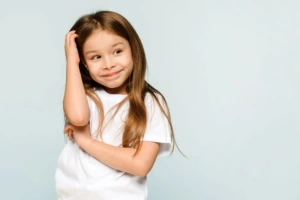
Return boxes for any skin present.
[63,31,90,126]
[83,29,133,94]
[63,29,160,177]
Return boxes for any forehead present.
[83,29,128,51]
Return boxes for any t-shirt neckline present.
[98,88,128,101]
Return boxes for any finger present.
[65,30,76,47]
[68,130,73,140]
[69,34,78,48]
[65,31,72,47]
[64,123,73,131]
[64,128,72,136]
[63,126,69,134]
[68,31,77,41]
[66,126,73,132]
[66,129,72,140]
[64,126,69,133]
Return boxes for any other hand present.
[64,123,93,148]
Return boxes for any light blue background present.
[0,0,299,199]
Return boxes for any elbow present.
[63,101,90,126]
[134,162,153,177]
[66,115,89,126]
[135,170,149,178]
[135,171,149,177]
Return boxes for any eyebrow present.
[85,42,125,55]
[112,42,124,47]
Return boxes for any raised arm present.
[63,31,90,126]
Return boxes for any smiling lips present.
[103,70,122,77]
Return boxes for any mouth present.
[103,70,122,77]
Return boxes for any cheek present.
[86,65,99,78]
[122,54,133,69]
[86,61,99,70]
[89,69,98,77]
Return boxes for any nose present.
[102,55,115,70]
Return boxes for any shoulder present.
[144,92,169,117]
[144,92,166,105]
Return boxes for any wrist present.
[79,137,94,149]
[66,61,80,68]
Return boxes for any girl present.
[55,10,176,200]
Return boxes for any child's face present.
[82,29,133,94]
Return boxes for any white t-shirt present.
[55,89,172,200]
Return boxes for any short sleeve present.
[143,93,173,158]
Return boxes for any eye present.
[114,49,122,55]
[92,55,101,60]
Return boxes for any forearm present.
[63,64,90,126]
[80,139,158,177]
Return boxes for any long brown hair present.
[69,10,177,155]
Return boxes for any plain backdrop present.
[0,0,299,199]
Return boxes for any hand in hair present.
[64,30,80,65]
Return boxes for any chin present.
[103,83,127,93]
